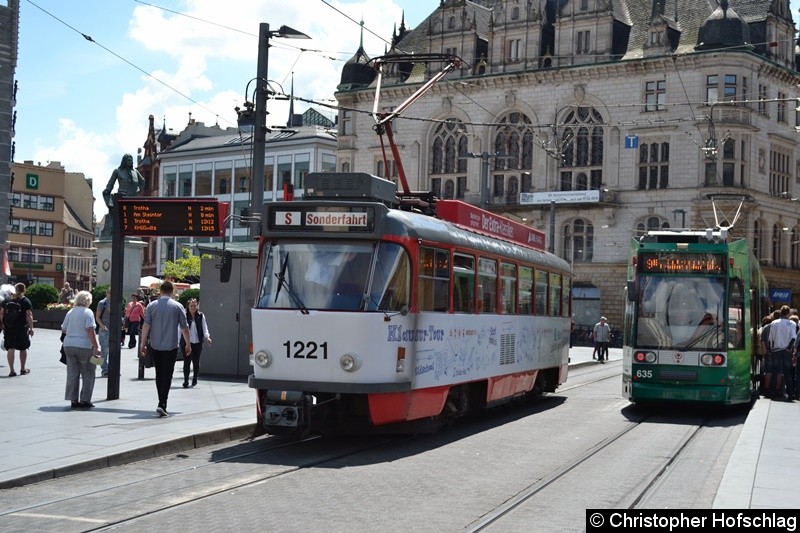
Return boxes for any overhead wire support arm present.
[369,54,462,200]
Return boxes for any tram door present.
[453,254,476,313]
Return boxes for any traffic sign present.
[624,135,639,149]
[117,198,229,237]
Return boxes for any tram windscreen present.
[634,275,726,350]
[256,241,410,312]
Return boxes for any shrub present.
[25,283,59,310]
[90,284,109,312]
[178,288,200,308]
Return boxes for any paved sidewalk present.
[0,328,254,488]
[2,330,789,511]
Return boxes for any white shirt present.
[768,317,797,352]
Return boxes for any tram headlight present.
[339,353,361,372]
[701,353,725,366]
[254,350,272,368]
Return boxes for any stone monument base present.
[95,238,147,297]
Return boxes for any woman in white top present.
[181,299,212,388]
[61,291,101,408]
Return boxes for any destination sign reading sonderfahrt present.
[118,198,225,237]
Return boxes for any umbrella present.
[140,276,162,287]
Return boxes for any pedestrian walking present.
[95,288,111,377]
[181,298,212,389]
[124,294,145,349]
[592,316,612,363]
[1,282,35,377]
[139,281,191,417]
[758,312,779,397]
[61,291,101,408]
[768,305,797,401]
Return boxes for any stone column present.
[95,238,147,297]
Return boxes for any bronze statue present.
[100,154,145,239]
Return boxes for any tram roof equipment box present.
[303,172,398,205]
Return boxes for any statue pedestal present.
[95,238,147,296]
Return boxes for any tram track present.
[465,404,711,531]
[0,434,408,531]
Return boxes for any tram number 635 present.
[283,340,329,360]
[635,369,653,379]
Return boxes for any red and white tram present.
[247,172,573,435]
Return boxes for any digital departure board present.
[637,252,726,274]
[118,198,226,237]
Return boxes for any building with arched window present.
[335,0,800,326]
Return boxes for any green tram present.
[622,229,769,405]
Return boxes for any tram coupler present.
[262,390,312,434]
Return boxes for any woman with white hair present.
[61,290,102,409]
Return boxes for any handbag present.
[59,332,67,365]
[142,345,155,368]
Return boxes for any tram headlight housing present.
[701,353,725,366]
[254,350,272,368]
[634,351,657,363]
[339,353,361,372]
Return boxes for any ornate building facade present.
[335,0,800,327]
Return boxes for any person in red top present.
[124,294,145,349]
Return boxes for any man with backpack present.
[0,283,35,377]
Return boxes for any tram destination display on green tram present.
[118,198,223,237]
[638,252,726,274]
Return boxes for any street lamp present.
[250,23,311,237]
[24,224,34,284]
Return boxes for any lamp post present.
[250,23,310,238]
[25,224,34,284]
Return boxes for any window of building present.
[213,161,233,194]
[444,179,455,199]
[448,16,456,30]
[724,74,737,101]
[563,218,593,263]
[758,84,768,116]
[431,177,442,198]
[39,221,53,237]
[493,112,534,171]
[791,229,800,269]
[419,247,450,312]
[294,153,310,190]
[772,224,784,266]
[576,31,590,54]
[580,0,588,10]
[432,119,468,174]
[644,80,666,111]
[777,91,787,123]
[163,166,177,197]
[457,176,467,199]
[264,156,274,196]
[23,194,36,209]
[234,160,249,194]
[340,110,352,135]
[637,141,669,190]
[511,6,520,20]
[478,258,497,314]
[321,153,336,172]
[11,192,21,207]
[40,196,54,211]
[341,161,350,173]
[769,147,791,196]
[507,39,521,62]
[706,75,718,104]
[636,216,669,235]
[195,162,212,196]
[277,155,292,193]
[493,175,505,198]
[507,175,519,203]
[178,164,192,197]
[560,107,603,190]
[445,47,457,58]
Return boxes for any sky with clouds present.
[13,1,800,218]
[14,0,429,215]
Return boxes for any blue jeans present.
[99,329,110,374]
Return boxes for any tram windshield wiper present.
[273,253,309,314]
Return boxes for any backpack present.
[3,299,26,329]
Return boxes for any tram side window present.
[419,247,450,312]
[549,273,562,317]
[519,266,533,315]
[728,278,745,349]
[562,277,571,318]
[500,262,517,314]
[453,253,476,313]
[478,258,498,314]
[534,270,548,315]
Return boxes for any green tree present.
[25,283,59,310]
[178,288,200,308]
[161,249,204,282]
